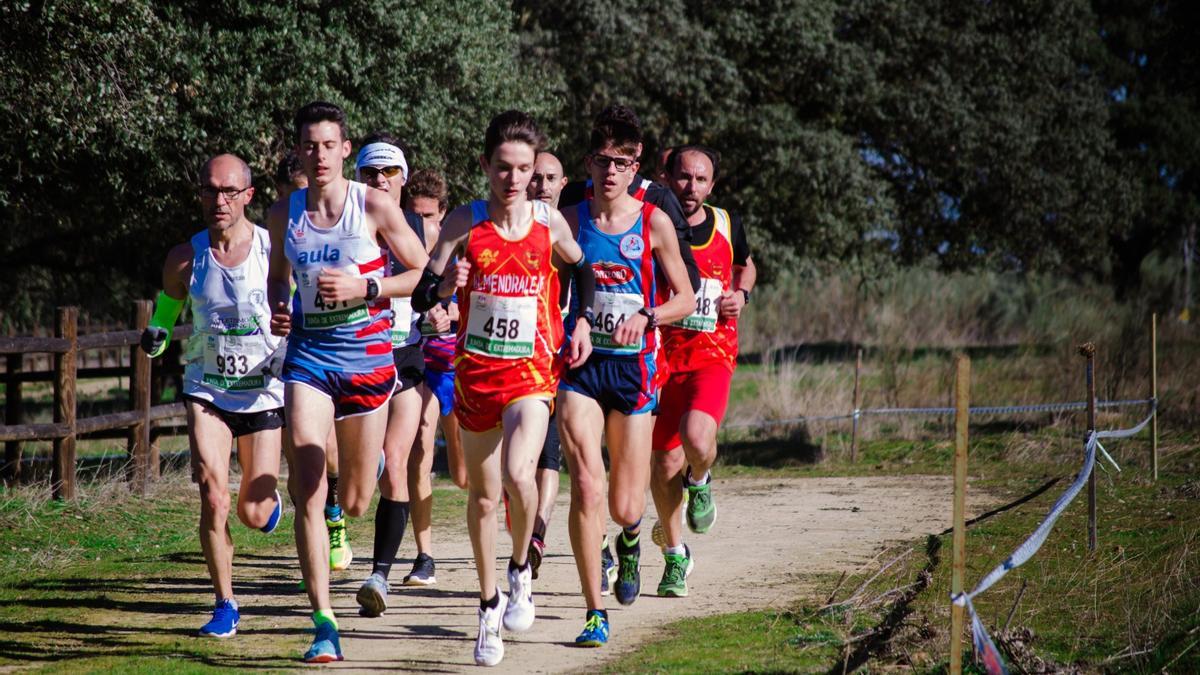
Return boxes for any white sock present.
[687,470,710,487]
[666,545,687,557]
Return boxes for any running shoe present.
[304,618,343,663]
[326,508,353,571]
[657,544,695,597]
[528,534,545,580]
[503,564,535,632]
[475,592,508,667]
[600,542,617,596]
[614,538,641,606]
[356,572,388,617]
[574,610,610,647]
[198,598,239,638]
[651,490,688,550]
[685,468,716,534]
[260,490,283,534]
[402,553,437,586]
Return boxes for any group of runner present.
[141,100,755,666]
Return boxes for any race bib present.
[203,334,270,391]
[464,293,537,359]
[671,277,722,333]
[391,297,414,347]
[591,290,645,353]
[296,267,369,329]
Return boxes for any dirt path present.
[293,475,987,673]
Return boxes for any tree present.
[0,0,554,329]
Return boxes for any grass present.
[0,470,470,673]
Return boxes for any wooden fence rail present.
[1,302,191,498]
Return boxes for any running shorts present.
[453,366,555,433]
[424,368,456,417]
[282,360,396,420]
[652,363,733,451]
[393,343,426,394]
[183,394,285,438]
[559,355,657,416]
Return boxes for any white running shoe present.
[475,591,508,667]
[502,564,535,632]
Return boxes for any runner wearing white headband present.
[356,142,409,182]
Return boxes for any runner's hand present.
[270,301,291,337]
[612,312,648,346]
[567,320,592,369]
[139,326,168,357]
[718,289,745,318]
[440,259,470,297]
[318,267,367,302]
[426,304,452,334]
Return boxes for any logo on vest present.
[592,262,634,286]
[296,245,341,265]
[619,234,645,259]
[478,248,497,268]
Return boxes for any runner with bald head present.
[529,151,569,208]
[140,153,287,640]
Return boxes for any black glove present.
[140,326,168,357]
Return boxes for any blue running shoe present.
[199,598,239,638]
[614,537,641,606]
[574,610,609,647]
[260,490,282,534]
[304,619,343,663]
[600,543,616,597]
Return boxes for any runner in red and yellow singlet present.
[650,145,757,599]
[411,110,596,668]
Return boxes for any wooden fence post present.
[850,348,862,462]
[3,354,22,487]
[128,300,155,493]
[1150,313,1158,482]
[949,354,971,675]
[1080,342,1097,552]
[51,307,78,500]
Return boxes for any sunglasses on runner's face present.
[198,186,250,201]
[590,154,636,173]
[359,166,404,180]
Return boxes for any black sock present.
[371,497,409,579]
[508,556,530,573]
[480,589,501,611]
[326,473,339,509]
[588,608,609,621]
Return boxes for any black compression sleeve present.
[412,268,446,312]
[570,255,596,317]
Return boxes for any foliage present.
[0,0,552,329]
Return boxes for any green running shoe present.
[657,545,695,597]
[326,512,352,571]
[685,469,716,534]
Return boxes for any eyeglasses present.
[359,166,404,180]
[590,154,637,173]
[198,186,251,201]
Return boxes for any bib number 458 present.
[482,316,521,340]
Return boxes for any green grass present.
[0,474,468,673]
[612,429,1200,673]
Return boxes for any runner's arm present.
[365,189,429,298]
[413,205,471,312]
[549,206,593,368]
[721,214,757,318]
[645,209,695,326]
[140,242,192,357]
[265,200,294,337]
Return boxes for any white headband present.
[355,142,408,181]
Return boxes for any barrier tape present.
[950,401,1157,674]
[723,398,1154,430]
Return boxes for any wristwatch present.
[580,307,596,328]
[638,307,658,331]
[739,288,751,303]
[364,277,380,301]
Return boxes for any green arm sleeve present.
[146,291,185,357]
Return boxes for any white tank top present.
[184,225,286,412]
[283,181,394,370]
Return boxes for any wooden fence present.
[1,301,190,499]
